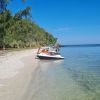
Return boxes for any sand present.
[0,49,38,100]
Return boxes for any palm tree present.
[0,0,27,13]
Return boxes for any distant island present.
[60,44,100,47]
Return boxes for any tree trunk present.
[29,43,31,48]
[3,45,5,50]
[17,44,19,48]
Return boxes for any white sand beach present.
[0,49,38,100]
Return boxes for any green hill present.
[0,8,56,49]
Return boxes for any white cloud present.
[53,27,70,33]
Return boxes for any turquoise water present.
[25,47,100,100]
[59,47,100,100]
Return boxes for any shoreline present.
[0,49,38,100]
[0,49,37,79]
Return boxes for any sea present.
[27,45,100,100]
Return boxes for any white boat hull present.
[37,53,64,59]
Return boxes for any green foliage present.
[0,8,56,48]
[0,0,8,12]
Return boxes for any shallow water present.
[24,47,100,100]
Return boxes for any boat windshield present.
[39,45,60,54]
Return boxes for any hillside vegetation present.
[0,1,56,49]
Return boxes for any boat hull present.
[37,54,64,60]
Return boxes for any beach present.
[0,47,100,100]
[0,49,38,100]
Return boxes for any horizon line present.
[61,43,100,47]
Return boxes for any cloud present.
[53,27,70,33]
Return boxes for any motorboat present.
[36,46,64,59]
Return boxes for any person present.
[54,42,60,53]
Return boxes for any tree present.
[14,6,31,21]
[0,0,8,12]
[0,0,56,49]
[0,0,26,12]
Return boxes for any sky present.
[7,0,100,44]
